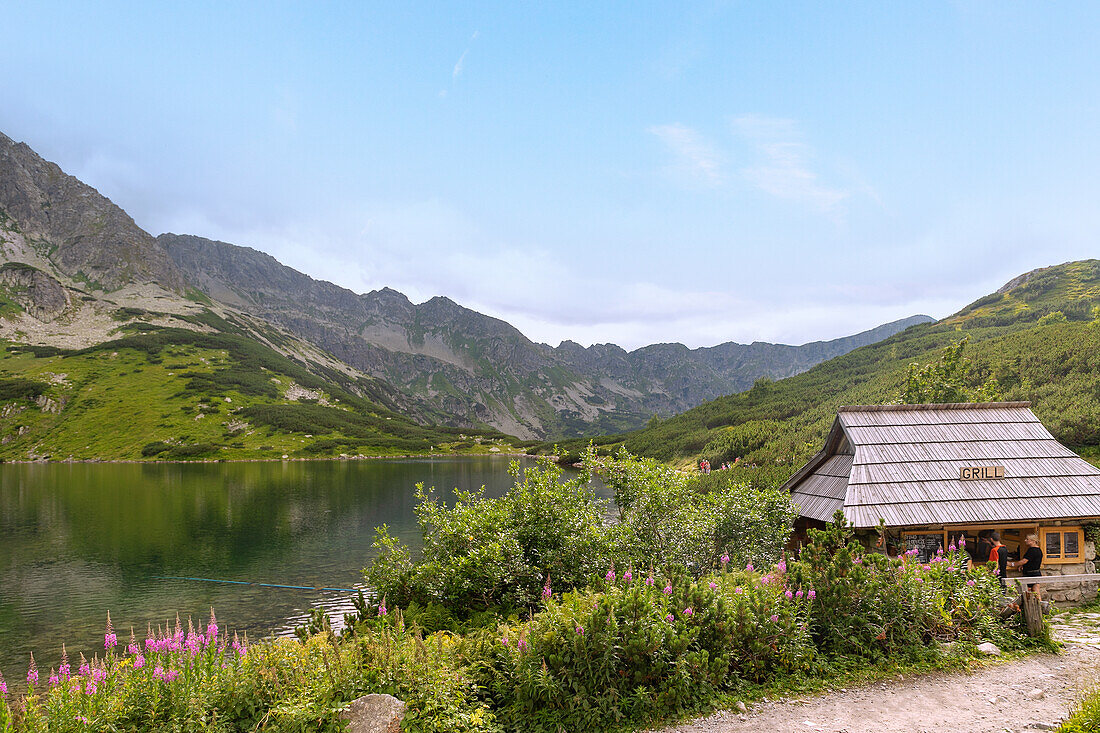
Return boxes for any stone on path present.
[340,693,406,733]
[977,642,1001,656]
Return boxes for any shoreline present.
[0,451,541,465]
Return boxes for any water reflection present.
[0,457,581,681]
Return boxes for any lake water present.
[0,457,601,681]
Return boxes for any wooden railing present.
[1011,574,1100,636]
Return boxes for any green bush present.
[140,441,171,457]
[472,569,813,732]
[365,456,620,613]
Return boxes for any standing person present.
[989,531,1008,589]
[1011,534,1044,598]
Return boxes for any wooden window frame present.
[1040,527,1084,564]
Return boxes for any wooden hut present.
[781,402,1100,594]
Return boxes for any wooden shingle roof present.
[782,402,1100,528]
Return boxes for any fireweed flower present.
[27,653,38,686]
[746,563,754,572]
[645,575,655,587]
[84,680,96,695]
[78,654,90,677]
[683,607,694,617]
[134,654,146,669]
[501,635,510,647]
[605,568,616,582]
[623,569,633,583]
[104,611,117,650]
[665,613,674,623]
[770,614,779,623]
[808,589,816,600]
[207,608,218,640]
[948,543,957,552]
[967,579,976,587]
[378,600,387,617]
[0,670,7,696]
[709,581,718,590]
[153,665,165,680]
[735,587,744,594]
[127,627,140,656]
[48,668,59,686]
[720,553,730,566]
[663,583,673,595]
[777,560,787,573]
[785,590,793,600]
[542,576,552,600]
[517,636,528,652]
[795,589,803,599]
[59,644,70,678]
[575,625,584,635]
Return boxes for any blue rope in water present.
[152,576,361,593]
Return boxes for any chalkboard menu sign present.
[904,532,944,562]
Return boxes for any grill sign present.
[960,466,1005,480]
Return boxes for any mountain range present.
[0,130,930,446]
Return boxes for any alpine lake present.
[0,456,608,681]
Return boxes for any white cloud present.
[731,114,850,213]
[452,49,469,80]
[648,123,722,185]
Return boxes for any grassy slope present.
[0,328,515,461]
[541,260,1100,471]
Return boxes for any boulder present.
[340,694,406,733]
[977,642,1001,656]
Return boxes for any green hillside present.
[0,327,514,462]
[540,260,1100,471]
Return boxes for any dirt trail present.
[656,613,1100,733]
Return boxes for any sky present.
[2,1,1099,350]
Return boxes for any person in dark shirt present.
[1011,533,1044,597]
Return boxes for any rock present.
[977,642,1001,656]
[736,701,748,713]
[339,693,406,733]
[1028,723,1055,730]
[987,696,998,705]
[1027,688,1045,700]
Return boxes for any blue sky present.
[3,2,1098,349]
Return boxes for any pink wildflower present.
[59,644,70,678]
[78,654,90,677]
[27,652,38,686]
[777,560,786,573]
[575,625,584,635]
[84,679,96,695]
[605,568,616,582]
[501,635,510,647]
[735,587,744,595]
[720,553,730,566]
[683,607,694,617]
[517,637,528,652]
[795,589,803,599]
[966,579,976,587]
[709,581,718,590]
[48,668,59,686]
[746,563,754,572]
[785,590,793,600]
[623,569,633,583]
[808,589,816,600]
[665,613,674,623]
[663,583,672,595]
[948,543,957,552]
[853,557,863,565]
[0,670,7,696]
[207,608,218,640]
[542,576,552,600]
[134,654,146,669]
[645,574,655,587]
[104,611,117,650]
[770,614,779,623]
[153,665,165,680]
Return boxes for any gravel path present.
[655,613,1100,733]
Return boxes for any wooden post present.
[1021,590,1044,638]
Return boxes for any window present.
[1040,527,1083,563]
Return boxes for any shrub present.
[472,568,813,732]
[140,441,171,457]
[365,457,620,613]
[601,448,796,572]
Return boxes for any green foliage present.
[473,570,813,731]
[899,337,1001,405]
[140,441,171,457]
[1059,683,1100,732]
[365,456,618,612]
[700,419,780,466]
[789,515,1023,661]
[601,448,796,572]
[0,377,47,402]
